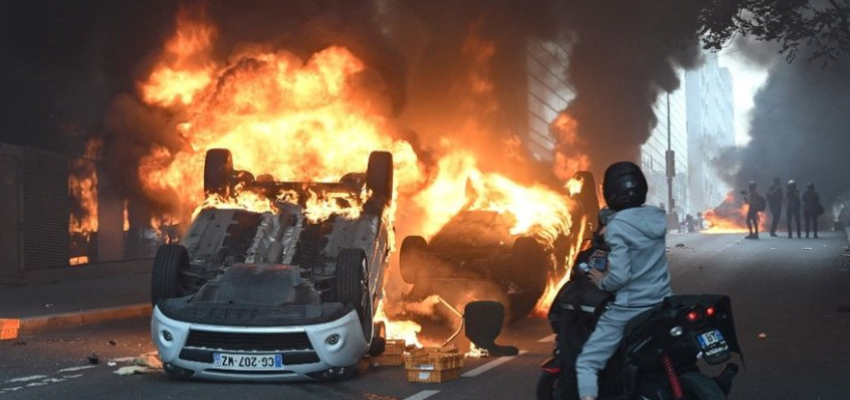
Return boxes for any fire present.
[138,11,422,220]
[551,113,591,181]
[374,294,443,348]
[69,139,101,235]
[137,8,592,344]
[413,151,571,243]
[140,6,216,107]
[703,191,768,234]
[566,177,584,197]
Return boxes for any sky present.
[717,45,770,146]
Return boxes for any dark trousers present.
[769,206,782,235]
[746,212,759,236]
[787,208,801,238]
[805,213,819,237]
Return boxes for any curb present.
[17,303,152,335]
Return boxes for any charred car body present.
[150,149,393,382]
[400,172,600,321]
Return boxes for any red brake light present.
[706,306,716,317]
[686,311,700,322]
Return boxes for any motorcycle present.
[537,237,742,400]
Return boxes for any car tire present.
[510,237,549,291]
[334,248,373,342]
[680,372,727,400]
[151,244,189,306]
[399,236,428,285]
[204,149,233,197]
[366,151,393,203]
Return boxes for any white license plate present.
[697,329,728,356]
[213,353,284,371]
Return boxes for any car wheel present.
[366,151,393,203]
[399,236,428,285]
[510,237,549,291]
[335,248,373,342]
[151,244,189,306]
[680,372,727,400]
[204,149,233,197]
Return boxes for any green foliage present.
[698,0,850,63]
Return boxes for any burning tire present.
[204,149,234,197]
[151,244,189,305]
[366,151,393,202]
[510,237,549,292]
[399,236,428,285]
[334,248,373,343]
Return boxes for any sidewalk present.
[0,272,152,336]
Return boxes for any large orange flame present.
[137,9,583,344]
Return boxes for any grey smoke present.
[718,40,850,211]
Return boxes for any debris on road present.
[107,361,117,367]
[836,306,850,313]
[758,333,768,339]
[113,366,156,376]
[803,247,814,250]
[404,346,463,383]
[107,340,117,346]
[675,243,686,248]
[87,353,99,365]
[132,352,163,369]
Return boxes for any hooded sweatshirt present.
[600,206,673,307]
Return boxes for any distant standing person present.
[766,177,783,237]
[786,180,802,238]
[803,183,823,238]
[744,182,765,239]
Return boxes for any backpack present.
[753,193,767,212]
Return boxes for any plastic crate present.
[0,319,20,341]
[385,339,407,355]
[406,367,461,383]
[404,346,463,371]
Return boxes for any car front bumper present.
[151,305,368,382]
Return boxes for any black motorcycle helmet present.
[603,162,648,211]
[807,182,815,191]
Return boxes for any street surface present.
[2,231,849,399]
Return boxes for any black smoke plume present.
[557,1,702,178]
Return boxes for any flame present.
[566,177,584,197]
[69,138,101,235]
[703,191,768,234]
[413,151,571,242]
[140,6,216,107]
[137,9,592,344]
[551,113,591,181]
[138,11,422,220]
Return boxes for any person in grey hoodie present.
[576,162,674,400]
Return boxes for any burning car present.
[400,171,600,321]
[150,148,393,382]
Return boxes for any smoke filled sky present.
[716,39,850,209]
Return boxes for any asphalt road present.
[2,231,849,399]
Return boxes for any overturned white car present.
[150,149,393,382]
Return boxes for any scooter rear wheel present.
[535,370,558,400]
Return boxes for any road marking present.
[538,334,556,343]
[404,390,440,400]
[461,350,527,378]
[58,365,97,373]
[6,375,47,383]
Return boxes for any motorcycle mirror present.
[464,301,519,357]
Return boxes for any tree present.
[698,0,850,63]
